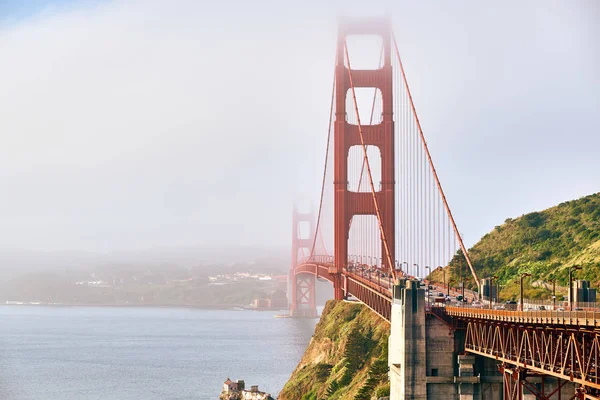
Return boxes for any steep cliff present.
[279,300,390,400]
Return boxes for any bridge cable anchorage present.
[392,34,480,289]
[309,65,336,259]
[343,40,397,282]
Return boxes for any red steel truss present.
[463,318,600,398]
[499,366,574,400]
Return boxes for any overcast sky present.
[0,0,598,253]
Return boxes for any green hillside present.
[446,193,600,299]
[279,300,389,400]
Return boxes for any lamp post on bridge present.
[402,261,408,277]
[489,276,498,309]
[413,263,419,279]
[425,266,431,306]
[496,280,500,305]
[569,265,581,310]
[438,266,445,293]
[550,278,557,310]
[520,273,532,311]
[379,261,383,287]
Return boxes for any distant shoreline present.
[0,303,284,311]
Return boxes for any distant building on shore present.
[220,378,273,400]
[223,378,245,392]
[252,290,288,310]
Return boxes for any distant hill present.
[450,193,600,297]
[0,245,288,279]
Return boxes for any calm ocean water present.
[0,306,319,400]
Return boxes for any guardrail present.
[446,305,600,327]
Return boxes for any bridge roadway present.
[295,257,394,320]
[446,306,600,328]
[295,256,467,322]
[295,258,600,397]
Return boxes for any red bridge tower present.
[333,18,395,300]
[289,208,318,317]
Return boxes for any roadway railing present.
[446,305,600,327]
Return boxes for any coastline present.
[0,302,286,311]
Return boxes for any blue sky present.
[0,0,81,21]
[0,0,598,253]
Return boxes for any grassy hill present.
[279,300,389,400]
[441,192,600,300]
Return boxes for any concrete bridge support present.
[474,357,502,400]
[389,280,427,399]
[388,282,502,400]
[387,283,583,399]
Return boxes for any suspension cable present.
[392,34,480,288]
[309,66,336,258]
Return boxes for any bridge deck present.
[446,306,600,328]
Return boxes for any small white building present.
[221,379,271,400]
[222,378,237,393]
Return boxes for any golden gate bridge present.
[288,16,600,400]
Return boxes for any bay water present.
[0,306,318,400]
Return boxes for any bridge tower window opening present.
[345,87,383,126]
[296,220,311,241]
[344,34,383,70]
[347,145,382,193]
[348,215,382,270]
[294,220,312,262]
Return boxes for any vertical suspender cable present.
[309,66,336,258]
[393,35,480,288]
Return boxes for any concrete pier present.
[388,281,495,399]
[389,280,427,399]
[386,282,581,400]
